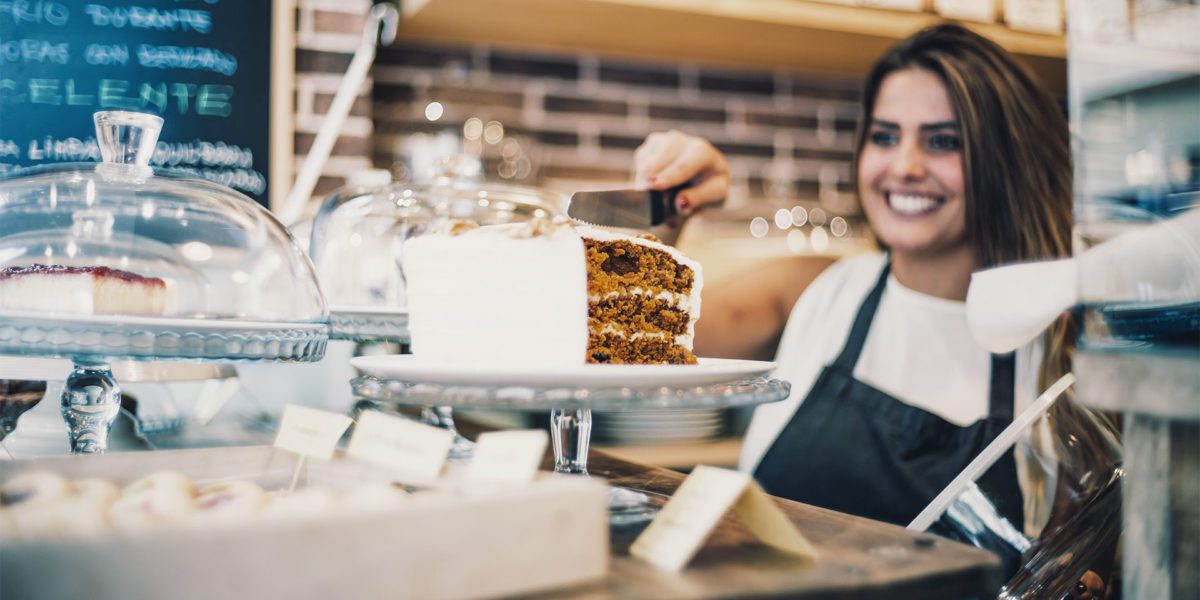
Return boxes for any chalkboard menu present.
[0,1,278,207]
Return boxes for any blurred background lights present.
[424,101,444,121]
[501,138,522,160]
[463,117,483,140]
[830,216,848,237]
[811,226,830,252]
[749,217,769,238]
[809,207,827,227]
[786,229,807,253]
[774,208,793,229]
[483,121,505,144]
[790,205,808,227]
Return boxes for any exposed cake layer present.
[0,264,171,316]
[589,295,690,336]
[578,227,702,365]
[587,330,696,365]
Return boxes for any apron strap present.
[831,261,891,372]
[988,352,1016,422]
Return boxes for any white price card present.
[273,404,353,460]
[465,430,548,484]
[346,410,454,484]
[630,465,816,572]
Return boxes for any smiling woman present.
[628,22,1116,597]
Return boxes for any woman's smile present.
[884,190,945,217]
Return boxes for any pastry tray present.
[0,446,608,600]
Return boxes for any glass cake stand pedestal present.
[328,307,475,460]
[0,312,327,454]
[350,373,791,526]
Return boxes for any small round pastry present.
[1,471,73,507]
[10,496,112,539]
[340,482,408,513]
[190,480,268,523]
[73,478,121,506]
[110,471,197,532]
[121,471,193,498]
[262,486,340,521]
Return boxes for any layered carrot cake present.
[580,228,700,364]
[402,219,702,366]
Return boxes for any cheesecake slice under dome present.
[0,264,174,316]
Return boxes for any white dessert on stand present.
[0,264,174,316]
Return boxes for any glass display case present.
[0,111,329,454]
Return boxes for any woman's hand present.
[634,130,729,217]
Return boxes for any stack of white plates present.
[594,409,725,445]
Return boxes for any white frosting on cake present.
[403,221,590,367]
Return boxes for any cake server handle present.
[648,186,680,225]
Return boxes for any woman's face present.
[857,68,968,259]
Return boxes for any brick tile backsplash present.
[598,63,681,88]
[489,51,580,80]
[545,96,628,117]
[377,44,473,69]
[647,104,727,123]
[296,49,354,74]
[698,71,776,96]
[312,93,372,118]
[368,39,863,212]
[312,10,363,35]
[295,133,372,157]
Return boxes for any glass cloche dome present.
[0,111,329,453]
[309,178,565,342]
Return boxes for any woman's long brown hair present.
[851,22,1073,394]
[851,24,1121,531]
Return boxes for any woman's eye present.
[868,130,898,147]
[927,133,962,151]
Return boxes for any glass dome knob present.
[93,111,163,167]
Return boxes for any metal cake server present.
[567,187,680,229]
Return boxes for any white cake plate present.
[351,366,789,526]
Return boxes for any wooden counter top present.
[537,449,1002,599]
[466,415,1002,599]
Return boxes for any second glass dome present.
[309,180,565,341]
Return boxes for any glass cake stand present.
[328,306,410,343]
[350,373,790,525]
[313,181,574,461]
[0,110,330,454]
[326,310,475,460]
[0,313,327,453]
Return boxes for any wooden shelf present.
[398,0,1066,94]
[593,437,742,470]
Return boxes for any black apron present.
[753,262,1024,530]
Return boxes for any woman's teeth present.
[888,193,940,216]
